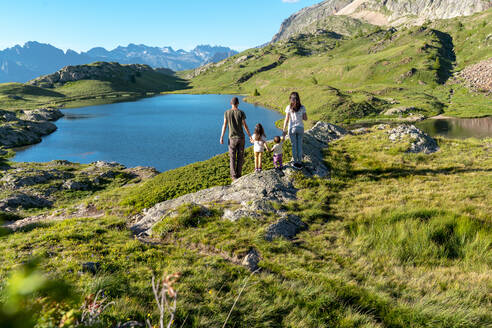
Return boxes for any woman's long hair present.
[253,123,266,141]
[289,92,302,112]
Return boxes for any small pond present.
[416,116,492,139]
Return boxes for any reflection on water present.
[64,114,103,120]
[417,116,492,139]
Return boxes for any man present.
[220,97,253,180]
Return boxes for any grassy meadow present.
[0,128,490,327]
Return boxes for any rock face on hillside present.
[271,0,357,42]
[271,0,491,42]
[0,108,63,148]
[455,58,492,93]
[131,122,348,236]
[27,62,154,88]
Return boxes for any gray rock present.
[388,125,439,154]
[383,106,417,116]
[350,127,371,135]
[0,169,73,189]
[63,179,92,191]
[21,108,64,122]
[265,214,307,241]
[91,161,125,169]
[0,193,52,210]
[241,248,261,272]
[223,208,262,222]
[134,169,298,235]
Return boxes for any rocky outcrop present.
[271,0,355,42]
[2,160,159,231]
[455,58,492,94]
[0,193,52,211]
[27,62,154,88]
[271,0,491,42]
[20,108,64,122]
[388,124,439,154]
[0,108,63,148]
[131,122,348,236]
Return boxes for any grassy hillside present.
[179,9,492,122]
[0,65,188,111]
[0,129,490,327]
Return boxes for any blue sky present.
[0,0,321,52]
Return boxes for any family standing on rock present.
[220,92,308,180]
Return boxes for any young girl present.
[252,123,270,172]
[271,135,285,170]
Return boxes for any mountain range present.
[0,42,237,83]
[272,0,492,42]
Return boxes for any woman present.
[282,92,308,169]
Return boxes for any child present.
[252,123,270,172]
[271,135,284,170]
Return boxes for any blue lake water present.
[13,94,283,171]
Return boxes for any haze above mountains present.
[0,42,237,83]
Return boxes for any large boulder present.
[388,124,439,154]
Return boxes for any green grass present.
[1,127,490,327]
[177,10,492,121]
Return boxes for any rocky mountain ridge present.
[272,0,492,42]
[0,41,237,83]
[27,62,155,88]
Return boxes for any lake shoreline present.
[10,94,283,171]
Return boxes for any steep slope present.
[271,0,359,42]
[183,9,492,121]
[272,0,492,42]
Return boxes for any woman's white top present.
[271,142,283,155]
[252,133,267,152]
[285,105,306,129]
